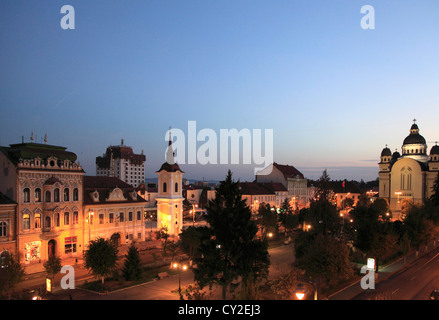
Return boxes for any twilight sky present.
[1,1,439,182]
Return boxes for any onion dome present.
[403,121,426,146]
[381,146,392,157]
[431,144,439,155]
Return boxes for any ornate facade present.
[379,121,439,219]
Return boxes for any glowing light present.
[296,292,305,300]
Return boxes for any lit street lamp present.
[171,262,188,300]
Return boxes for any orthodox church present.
[379,120,439,219]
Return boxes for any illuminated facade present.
[83,176,147,246]
[156,134,184,237]
[0,141,85,263]
[379,121,439,219]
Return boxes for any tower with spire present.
[155,129,184,237]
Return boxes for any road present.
[353,246,439,300]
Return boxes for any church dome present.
[431,145,439,155]
[403,121,426,146]
[381,147,392,157]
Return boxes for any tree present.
[180,226,211,263]
[0,251,26,299]
[257,202,278,239]
[192,170,270,299]
[295,233,353,290]
[44,254,62,283]
[156,226,170,254]
[84,237,119,284]
[430,172,439,207]
[315,169,332,201]
[122,242,143,281]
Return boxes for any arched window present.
[175,182,178,193]
[0,221,7,237]
[55,213,60,227]
[64,212,70,225]
[23,214,30,230]
[73,211,78,225]
[73,188,79,201]
[64,188,69,202]
[45,216,51,228]
[23,188,30,203]
[35,188,41,202]
[35,213,41,228]
[163,182,167,193]
[45,190,51,202]
[54,188,60,202]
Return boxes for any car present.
[430,289,439,300]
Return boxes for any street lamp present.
[192,204,198,226]
[86,209,94,244]
[171,262,188,300]
[295,279,320,300]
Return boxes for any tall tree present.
[0,251,26,299]
[430,172,439,207]
[122,241,143,281]
[257,202,278,239]
[84,237,119,284]
[43,254,62,283]
[192,170,270,299]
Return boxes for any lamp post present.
[295,278,320,300]
[86,209,94,245]
[192,204,198,226]
[171,262,188,300]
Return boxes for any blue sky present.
[1,1,439,182]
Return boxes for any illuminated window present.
[73,188,79,201]
[64,212,70,225]
[73,211,78,225]
[35,188,41,202]
[35,213,41,228]
[23,214,30,230]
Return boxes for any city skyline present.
[1,1,439,182]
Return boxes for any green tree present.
[180,226,211,263]
[295,233,353,290]
[257,202,278,239]
[156,226,170,254]
[43,254,62,282]
[84,238,119,284]
[0,251,26,299]
[122,242,143,281]
[430,172,439,207]
[192,170,270,299]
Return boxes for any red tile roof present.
[273,162,304,179]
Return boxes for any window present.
[109,213,114,223]
[73,211,78,225]
[65,236,77,254]
[45,216,51,228]
[137,211,141,221]
[54,188,60,202]
[23,214,30,230]
[128,212,133,222]
[119,212,124,222]
[99,213,104,224]
[23,188,30,203]
[163,182,167,193]
[0,222,7,237]
[45,191,51,202]
[64,188,69,201]
[73,188,79,201]
[35,188,41,202]
[55,213,60,227]
[35,213,41,228]
[175,182,178,193]
[64,212,70,225]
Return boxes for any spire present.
[44,133,48,144]
[30,131,34,143]
[166,127,175,165]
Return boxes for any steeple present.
[166,128,175,165]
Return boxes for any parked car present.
[430,289,439,300]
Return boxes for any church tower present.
[156,130,184,237]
